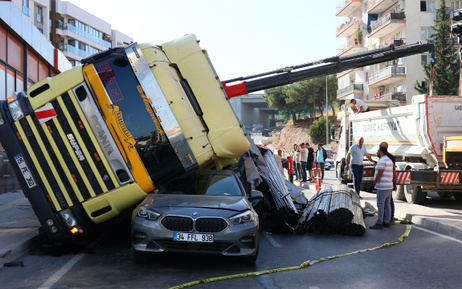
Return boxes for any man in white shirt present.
[350,98,370,114]
[369,146,394,229]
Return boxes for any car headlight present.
[8,100,25,121]
[136,205,161,220]
[229,210,255,225]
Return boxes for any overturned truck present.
[0,34,433,242]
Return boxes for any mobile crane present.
[0,34,433,243]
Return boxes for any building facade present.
[1,0,133,101]
[335,0,458,104]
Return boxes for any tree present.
[309,116,333,146]
[263,75,338,123]
[415,0,459,95]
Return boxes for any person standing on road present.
[306,142,315,182]
[369,146,394,229]
[291,144,301,181]
[299,143,308,182]
[380,141,397,225]
[315,143,327,180]
[350,98,370,114]
[345,137,375,196]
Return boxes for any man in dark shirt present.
[380,141,396,225]
[306,142,315,182]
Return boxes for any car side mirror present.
[249,190,264,200]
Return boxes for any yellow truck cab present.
[0,34,249,242]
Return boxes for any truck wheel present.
[336,160,348,184]
[393,185,405,201]
[437,191,453,199]
[404,185,427,204]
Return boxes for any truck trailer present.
[335,95,462,204]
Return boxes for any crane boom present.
[222,42,434,98]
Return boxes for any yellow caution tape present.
[170,211,411,289]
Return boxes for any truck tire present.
[393,185,405,201]
[336,159,348,184]
[404,185,427,204]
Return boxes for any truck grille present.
[16,92,117,211]
[161,216,227,233]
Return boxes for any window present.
[421,55,433,65]
[78,42,87,52]
[68,39,76,47]
[421,27,435,39]
[451,1,462,9]
[22,0,30,16]
[36,6,43,23]
[421,1,436,12]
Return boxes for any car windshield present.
[158,173,244,196]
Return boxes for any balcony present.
[367,0,397,14]
[380,37,406,48]
[61,44,91,59]
[373,92,406,103]
[336,38,363,56]
[368,12,405,38]
[336,19,363,37]
[368,65,406,87]
[337,83,364,98]
[57,20,111,48]
[336,0,362,17]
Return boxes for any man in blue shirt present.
[345,137,375,196]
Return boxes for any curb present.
[0,230,40,268]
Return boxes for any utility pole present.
[326,76,329,147]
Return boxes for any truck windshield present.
[93,55,185,185]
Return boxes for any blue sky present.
[68,0,345,81]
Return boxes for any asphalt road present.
[1,170,462,289]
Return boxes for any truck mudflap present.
[162,34,251,160]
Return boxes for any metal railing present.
[56,20,111,48]
[337,83,364,97]
[0,152,21,195]
[368,65,406,83]
[373,92,406,102]
[62,44,91,58]
[368,12,405,34]
[336,37,363,54]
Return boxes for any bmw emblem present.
[192,212,198,216]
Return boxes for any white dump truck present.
[335,95,462,204]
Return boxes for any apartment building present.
[0,0,70,101]
[335,0,458,104]
[53,1,132,66]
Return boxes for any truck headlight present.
[229,210,255,224]
[8,100,25,121]
[59,209,83,234]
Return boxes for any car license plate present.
[173,232,213,243]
